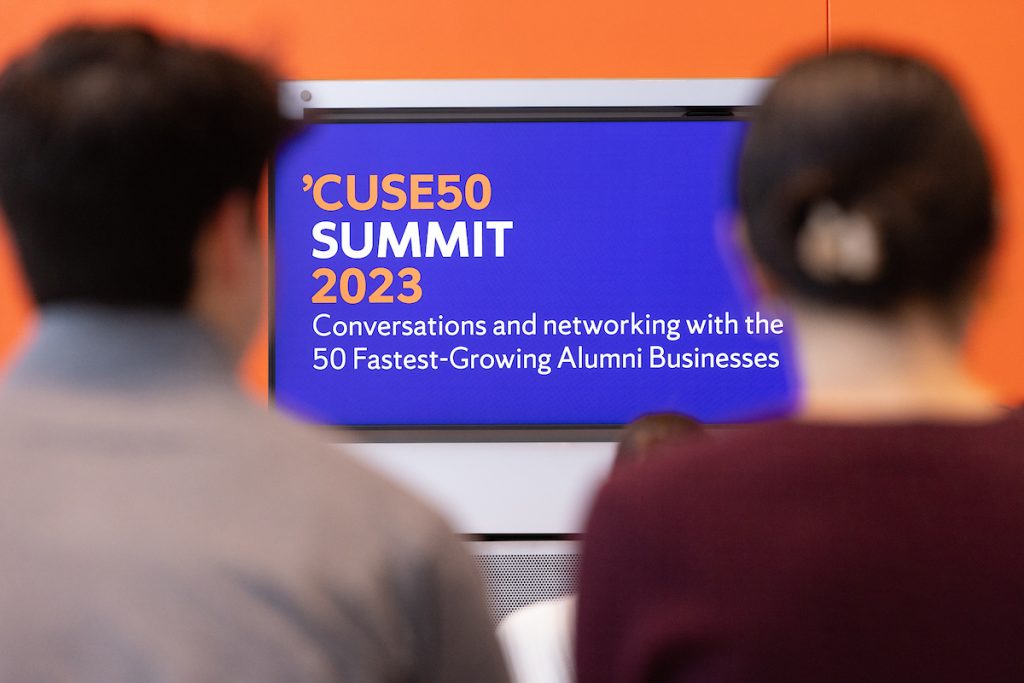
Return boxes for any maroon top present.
[577,418,1024,682]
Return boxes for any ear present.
[189,191,262,355]
[194,191,256,286]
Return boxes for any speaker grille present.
[472,542,580,624]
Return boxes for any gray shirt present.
[0,307,509,682]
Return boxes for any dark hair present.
[0,25,288,308]
[615,412,705,468]
[738,49,995,311]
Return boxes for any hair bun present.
[795,201,882,284]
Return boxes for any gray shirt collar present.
[5,305,237,394]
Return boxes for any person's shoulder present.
[233,404,456,539]
[178,393,468,571]
[595,420,855,524]
[605,421,805,494]
[0,385,455,545]
[601,416,1024,511]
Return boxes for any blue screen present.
[273,118,797,426]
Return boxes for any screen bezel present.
[269,105,754,439]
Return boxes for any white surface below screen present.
[344,442,616,534]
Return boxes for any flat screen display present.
[272,111,797,427]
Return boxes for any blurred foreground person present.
[499,413,705,683]
[0,26,507,682]
[577,50,1024,682]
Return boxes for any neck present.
[792,303,1000,422]
[190,303,246,361]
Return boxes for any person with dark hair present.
[614,412,705,468]
[500,412,705,683]
[0,25,508,682]
[577,49,1024,682]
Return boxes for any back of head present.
[0,25,286,308]
[738,49,995,313]
[615,412,705,468]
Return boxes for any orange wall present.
[2,1,827,79]
[4,1,1023,402]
